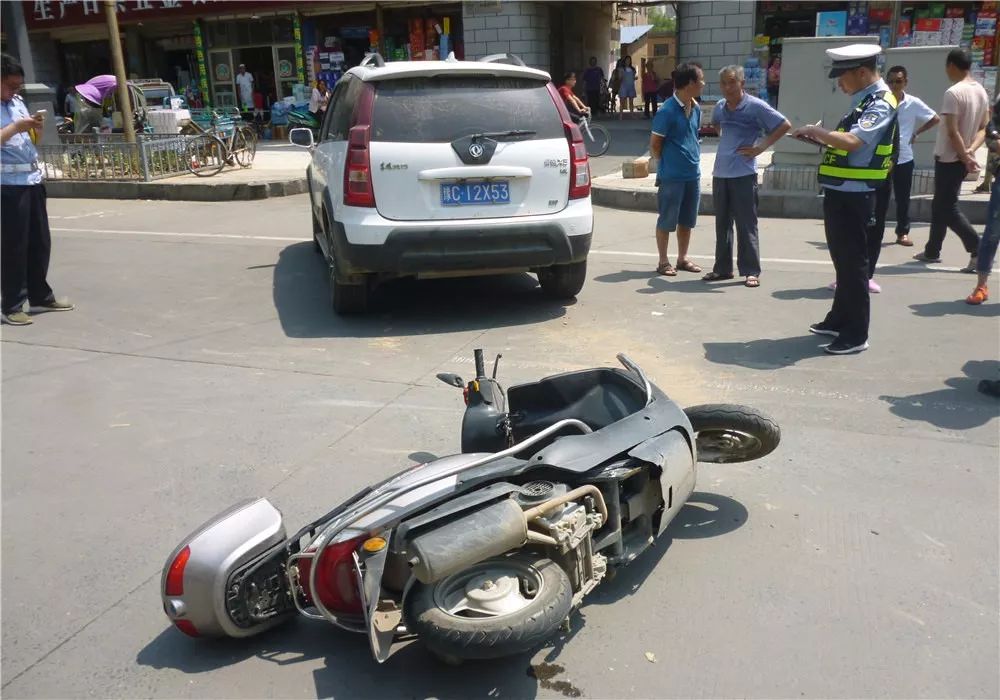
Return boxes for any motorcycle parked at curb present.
[160,350,780,663]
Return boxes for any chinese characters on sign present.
[25,0,227,27]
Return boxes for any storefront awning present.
[620,24,653,45]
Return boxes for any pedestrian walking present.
[609,59,623,114]
[1,53,73,326]
[582,57,604,115]
[791,44,898,355]
[642,63,659,118]
[649,62,705,277]
[965,97,1000,306]
[914,49,989,270]
[704,65,791,288]
[835,65,940,294]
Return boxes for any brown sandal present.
[676,259,702,273]
[656,262,677,276]
[702,272,734,281]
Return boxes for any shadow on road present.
[272,242,570,338]
[771,286,832,301]
[135,493,746,698]
[909,300,1000,318]
[880,359,1000,430]
[875,262,967,277]
[703,335,823,369]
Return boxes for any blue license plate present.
[440,181,510,206]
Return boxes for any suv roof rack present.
[360,52,386,68]
[481,53,526,67]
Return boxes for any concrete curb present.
[592,180,989,225]
[45,177,308,201]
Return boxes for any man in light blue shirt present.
[649,62,705,276]
[705,65,790,287]
[1,53,73,326]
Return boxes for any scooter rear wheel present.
[405,552,571,662]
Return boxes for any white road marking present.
[50,227,970,272]
[51,227,306,242]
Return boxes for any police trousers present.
[823,188,872,346]
[1,184,53,314]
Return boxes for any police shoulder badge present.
[858,112,880,128]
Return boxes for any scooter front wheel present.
[405,552,571,662]
[685,403,780,464]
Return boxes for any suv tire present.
[312,211,323,255]
[329,264,370,314]
[537,260,587,299]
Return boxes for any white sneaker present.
[868,279,881,293]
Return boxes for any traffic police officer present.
[791,44,898,355]
[1,53,73,326]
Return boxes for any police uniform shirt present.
[823,78,895,193]
[0,95,42,186]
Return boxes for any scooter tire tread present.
[404,552,572,661]
[684,403,781,463]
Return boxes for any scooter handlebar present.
[474,349,486,379]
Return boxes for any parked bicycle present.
[577,115,610,157]
[181,108,257,177]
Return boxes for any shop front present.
[751,1,999,104]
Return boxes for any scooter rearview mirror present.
[436,372,464,388]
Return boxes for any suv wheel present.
[329,263,370,314]
[537,260,587,299]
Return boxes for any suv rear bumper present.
[330,199,594,275]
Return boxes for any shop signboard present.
[23,0,288,29]
[816,11,847,37]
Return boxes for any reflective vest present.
[818,89,899,188]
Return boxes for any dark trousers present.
[712,175,761,277]
[823,189,872,345]
[643,92,659,117]
[1,184,54,314]
[925,159,981,258]
[586,89,602,114]
[866,161,916,276]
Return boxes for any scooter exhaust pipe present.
[407,500,528,584]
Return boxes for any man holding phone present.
[703,65,790,287]
[1,53,73,326]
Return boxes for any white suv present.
[291,54,593,314]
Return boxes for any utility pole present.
[105,0,136,143]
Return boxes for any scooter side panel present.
[629,429,697,536]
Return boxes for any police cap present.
[826,44,882,78]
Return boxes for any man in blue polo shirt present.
[650,62,705,276]
[704,64,790,288]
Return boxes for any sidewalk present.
[46,143,310,201]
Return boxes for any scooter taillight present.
[299,536,365,617]
[165,545,190,596]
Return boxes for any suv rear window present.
[371,76,565,143]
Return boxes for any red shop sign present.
[23,0,287,30]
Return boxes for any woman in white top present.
[309,80,330,121]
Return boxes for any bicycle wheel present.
[185,134,226,177]
[583,123,611,157]
[232,126,257,168]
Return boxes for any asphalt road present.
[2,196,997,699]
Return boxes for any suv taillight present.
[564,121,591,199]
[344,125,375,208]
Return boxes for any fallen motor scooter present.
[160,350,779,663]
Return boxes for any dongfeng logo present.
[469,143,485,159]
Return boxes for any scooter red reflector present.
[165,545,190,597]
[173,619,200,637]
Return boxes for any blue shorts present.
[656,179,700,232]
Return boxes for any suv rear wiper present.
[469,130,536,141]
